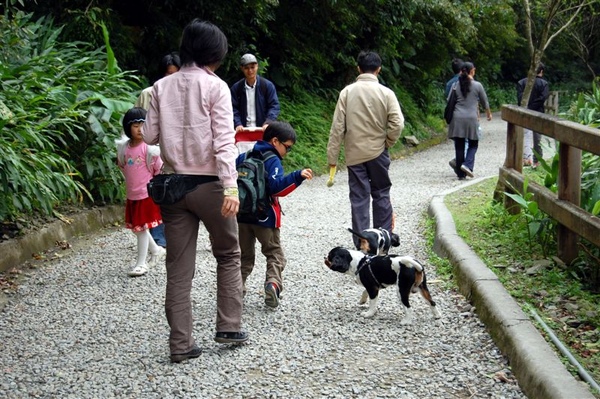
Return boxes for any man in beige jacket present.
[327,51,404,249]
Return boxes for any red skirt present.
[125,197,163,232]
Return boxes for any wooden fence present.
[498,104,600,263]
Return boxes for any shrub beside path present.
[0,113,592,398]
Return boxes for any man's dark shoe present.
[449,158,457,170]
[170,345,201,363]
[214,331,249,344]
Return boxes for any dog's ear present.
[359,238,371,253]
[390,233,400,247]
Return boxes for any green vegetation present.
[0,13,141,221]
[429,177,600,387]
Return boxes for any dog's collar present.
[356,256,381,286]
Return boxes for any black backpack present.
[237,150,277,222]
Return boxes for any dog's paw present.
[358,290,368,305]
[432,307,442,319]
[361,310,376,318]
[400,308,414,325]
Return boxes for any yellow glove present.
[326,165,336,187]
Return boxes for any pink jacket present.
[142,65,238,188]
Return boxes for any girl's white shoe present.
[128,264,148,277]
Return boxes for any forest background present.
[0,0,599,223]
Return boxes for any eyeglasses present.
[278,140,293,153]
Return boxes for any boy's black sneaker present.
[264,282,280,308]
[170,345,202,363]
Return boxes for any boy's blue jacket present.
[236,140,305,228]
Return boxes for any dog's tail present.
[397,256,423,272]
[347,227,367,240]
[398,256,426,293]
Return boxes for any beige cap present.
[240,53,258,66]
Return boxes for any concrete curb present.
[0,205,123,273]
[428,177,595,399]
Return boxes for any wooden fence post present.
[500,121,523,213]
[544,91,559,116]
[557,144,582,264]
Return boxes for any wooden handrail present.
[499,104,600,263]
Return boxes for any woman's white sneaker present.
[148,247,166,267]
[460,165,474,178]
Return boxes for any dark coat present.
[517,76,549,113]
[231,76,280,128]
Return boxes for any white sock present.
[147,230,161,255]
[134,230,151,267]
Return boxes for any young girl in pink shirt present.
[116,107,165,276]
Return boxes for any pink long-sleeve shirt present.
[142,65,238,188]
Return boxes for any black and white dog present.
[324,247,441,324]
[347,227,400,256]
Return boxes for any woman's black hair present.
[459,61,474,97]
[179,19,228,68]
[263,121,297,144]
[159,52,181,76]
[122,107,147,139]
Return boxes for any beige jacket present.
[327,73,404,166]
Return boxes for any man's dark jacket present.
[517,76,549,113]
[231,76,280,128]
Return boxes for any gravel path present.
[0,114,528,398]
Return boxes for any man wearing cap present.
[231,53,280,133]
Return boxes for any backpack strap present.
[246,148,277,161]
[146,144,160,174]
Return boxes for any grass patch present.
[428,177,600,391]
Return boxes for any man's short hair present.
[536,62,545,74]
[451,58,464,74]
[357,51,382,74]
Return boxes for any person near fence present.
[134,52,182,248]
[327,50,404,250]
[116,107,165,277]
[517,62,549,168]
[445,57,466,172]
[447,62,492,180]
[236,121,313,309]
[143,19,248,363]
[231,53,280,133]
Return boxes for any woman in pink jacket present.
[143,19,248,363]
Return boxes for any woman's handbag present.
[444,84,458,124]
[147,174,187,205]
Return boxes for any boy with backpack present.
[236,121,313,308]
